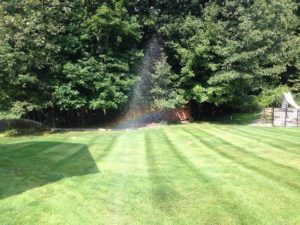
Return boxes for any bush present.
[0,119,45,133]
[294,93,300,104]
[4,129,20,137]
[233,95,260,112]
[0,111,20,120]
[256,85,290,108]
[4,127,48,137]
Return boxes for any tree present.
[54,56,136,114]
[55,0,142,115]
[81,0,141,55]
[0,0,88,115]
[149,54,185,110]
[0,0,142,123]
[160,0,300,110]
[1,0,299,125]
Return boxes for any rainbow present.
[110,109,165,129]
[110,106,190,129]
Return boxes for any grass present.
[206,112,261,124]
[0,123,299,225]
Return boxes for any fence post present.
[284,107,288,127]
[297,109,299,127]
[272,107,275,126]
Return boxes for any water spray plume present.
[116,35,162,129]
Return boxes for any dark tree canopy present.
[0,0,299,126]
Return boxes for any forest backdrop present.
[0,0,299,126]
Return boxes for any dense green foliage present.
[1,124,300,225]
[160,0,299,108]
[0,0,141,123]
[149,54,185,109]
[256,85,290,108]
[0,0,299,124]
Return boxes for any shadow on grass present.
[0,141,99,200]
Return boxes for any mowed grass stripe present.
[145,128,231,225]
[199,127,300,190]
[29,133,125,225]
[150,128,252,224]
[145,130,180,205]
[42,134,101,171]
[212,126,300,171]
[0,141,46,154]
[93,134,119,162]
[1,124,300,225]
[0,132,68,146]
[216,126,300,157]
[146,129,215,224]
[162,127,268,225]
[205,125,300,170]
[254,127,300,138]
[96,131,152,225]
[194,125,300,174]
[172,126,296,191]
[171,126,300,224]
[182,126,300,192]
[0,142,62,158]
[145,130,183,224]
[169,126,296,192]
[234,126,300,144]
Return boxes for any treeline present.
[0,0,299,126]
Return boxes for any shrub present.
[4,127,48,137]
[256,85,290,108]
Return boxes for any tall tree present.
[160,0,300,109]
[0,0,142,121]
[149,54,185,110]
[54,0,141,116]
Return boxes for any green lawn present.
[0,124,299,225]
